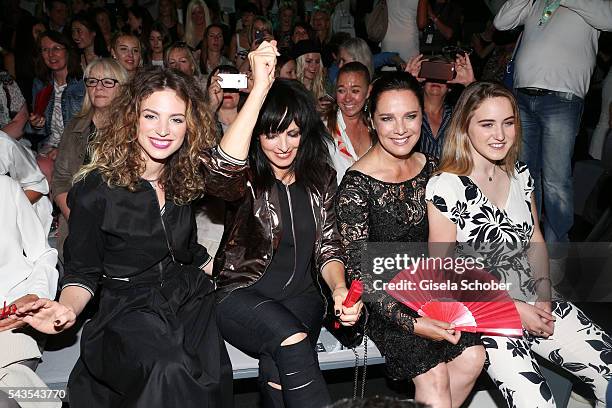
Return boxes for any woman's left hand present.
[332,286,363,327]
[448,53,475,86]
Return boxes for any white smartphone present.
[218,73,248,89]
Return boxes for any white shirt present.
[326,110,368,185]
[0,131,53,233]
[494,0,612,98]
[382,0,420,61]
[0,176,58,305]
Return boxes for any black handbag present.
[321,282,369,349]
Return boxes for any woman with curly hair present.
[18,66,233,408]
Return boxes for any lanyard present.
[539,0,561,26]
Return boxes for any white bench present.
[35,326,384,391]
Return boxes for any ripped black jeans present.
[216,287,330,408]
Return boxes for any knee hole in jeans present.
[280,332,307,346]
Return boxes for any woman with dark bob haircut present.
[201,41,362,408]
[18,66,232,407]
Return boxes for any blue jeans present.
[516,90,584,246]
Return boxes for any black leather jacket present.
[201,146,346,306]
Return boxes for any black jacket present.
[200,146,346,305]
[61,171,211,295]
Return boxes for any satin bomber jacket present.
[201,146,347,305]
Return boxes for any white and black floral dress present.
[426,162,612,408]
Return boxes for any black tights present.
[216,289,331,408]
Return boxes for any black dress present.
[335,156,481,380]
[61,172,233,408]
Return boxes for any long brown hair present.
[437,81,521,176]
[75,66,217,205]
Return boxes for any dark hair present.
[250,79,332,191]
[35,30,83,82]
[326,61,371,136]
[126,5,153,38]
[45,0,68,11]
[205,23,227,44]
[292,21,314,42]
[328,31,352,57]
[339,61,370,84]
[149,21,172,49]
[239,3,260,16]
[71,12,110,58]
[368,72,423,140]
[14,18,48,104]
[200,23,228,74]
[369,71,423,116]
[275,54,294,76]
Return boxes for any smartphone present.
[218,73,248,89]
[255,30,265,44]
[419,60,456,82]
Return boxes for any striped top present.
[419,103,452,160]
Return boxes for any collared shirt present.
[419,104,452,159]
[327,110,371,185]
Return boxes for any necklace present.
[488,165,496,182]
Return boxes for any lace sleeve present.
[335,172,417,334]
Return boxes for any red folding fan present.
[0,301,17,320]
[385,264,523,337]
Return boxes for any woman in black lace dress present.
[335,72,484,408]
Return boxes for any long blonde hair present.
[437,81,522,177]
[77,58,129,119]
[296,53,326,100]
[184,0,211,49]
[74,66,217,205]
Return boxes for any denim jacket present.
[31,77,85,147]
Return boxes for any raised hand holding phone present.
[217,40,279,162]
